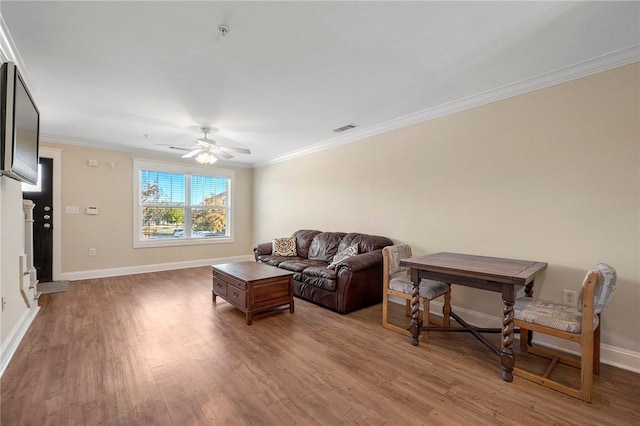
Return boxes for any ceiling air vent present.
[332,123,358,133]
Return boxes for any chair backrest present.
[382,244,412,276]
[577,263,617,314]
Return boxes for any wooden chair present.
[514,263,617,402]
[382,245,451,342]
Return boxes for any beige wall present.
[0,177,29,341]
[253,63,640,352]
[40,144,254,274]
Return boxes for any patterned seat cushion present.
[384,245,412,275]
[577,263,617,314]
[514,298,599,334]
[389,276,450,300]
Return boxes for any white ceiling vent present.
[332,123,359,133]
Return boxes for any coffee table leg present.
[501,286,515,382]
[409,270,421,346]
[289,279,294,313]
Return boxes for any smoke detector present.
[218,24,230,37]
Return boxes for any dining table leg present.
[501,285,516,382]
[409,270,421,346]
[524,280,534,345]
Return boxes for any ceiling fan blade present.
[182,149,202,159]
[198,134,251,154]
[217,146,251,155]
[212,150,234,160]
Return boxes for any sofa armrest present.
[334,250,382,273]
[253,242,272,261]
[334,249,385,313]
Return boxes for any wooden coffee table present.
[211,261,294,325]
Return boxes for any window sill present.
[133,236,234,249]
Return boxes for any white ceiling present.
[1,1,638,167]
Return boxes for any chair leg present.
[520,326,529,352]
[382,292,389,328]
[513,319,597,402]
[593,322,601,375]
[404,299,411,317]
[581,332,595,402]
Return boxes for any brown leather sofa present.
[253,229,393,314]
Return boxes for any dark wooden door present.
[23,157,53,282]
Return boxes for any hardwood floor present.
[2,266,639,425]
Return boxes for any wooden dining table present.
[399,252,548,382]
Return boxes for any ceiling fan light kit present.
[195,151,218,165]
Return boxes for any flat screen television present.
[1,62,40,185]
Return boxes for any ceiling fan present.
[160,127,251,164]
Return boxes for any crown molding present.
[0,14,13,63]
[258,44,640,168]
[0,12,36,92]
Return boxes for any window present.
[133,159,234,248]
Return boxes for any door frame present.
[38,147,62,281]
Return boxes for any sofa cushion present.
[292,230,322,259]
[272,237,297,256]
[303,266,338,280]
[328,244,359,270]
[338,233,393,254]
[308,232,346,262]
[257,255,303,267]
[299,269,337,292]
[278,259,328,273]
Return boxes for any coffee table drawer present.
[215,272,246,291]
[227,284,246,307]
[212,278,227,297]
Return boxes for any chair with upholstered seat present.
[514,263,616,402]
[382,245,451,342]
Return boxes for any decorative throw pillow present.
[272,237,297,257]
[328,244,359,270]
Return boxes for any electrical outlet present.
[562,289,577,305]
[89,248,96,256]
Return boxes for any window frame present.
[133,158,235,248]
